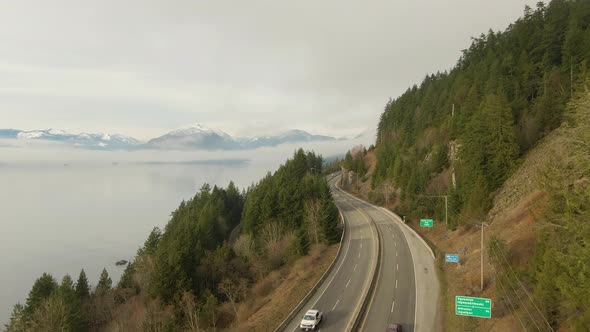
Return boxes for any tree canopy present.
[373,0,590,221]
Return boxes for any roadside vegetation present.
[5,149,342,331]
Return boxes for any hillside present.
[372,0,590,224]
[426,91,590,331]
[341,0,590,330]
[342,90,590,331]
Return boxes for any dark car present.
[386,323,402,332]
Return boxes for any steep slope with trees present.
[372,0,590,223]
[350,1,590,330]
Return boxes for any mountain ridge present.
[0,124,340,151]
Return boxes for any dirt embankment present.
[234,245,338,332]
[425,125,568,331]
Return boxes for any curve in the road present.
[338,186,440,332]
[280,177,378,332]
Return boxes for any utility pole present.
[381,182,391,207]
[444,195,448,227]
[417,194,449,227]
[481,223,484,292]
[571,56,574,97]
[478,221,489,292]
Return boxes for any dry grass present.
[411,178,550,331]
[236,244,338,332]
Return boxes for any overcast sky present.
[0,0,538,140]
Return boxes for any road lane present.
[281,178,377,332]
[361,202,416,332]
[339,188,439,332]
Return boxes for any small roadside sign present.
[420,219,433,227]
[445,254,459,263]
[455,295,492,318]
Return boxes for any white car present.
[300,309,323,331]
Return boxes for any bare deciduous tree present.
[260,221,284,250]
[218,278,248,317]
[181,292,200,332]
[304,199,322,244]
[233,233,255,261]
[30,295,70,332]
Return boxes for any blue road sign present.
[445,254,460,263]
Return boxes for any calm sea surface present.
[0,156,279,327]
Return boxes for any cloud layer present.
[0,0,537,140]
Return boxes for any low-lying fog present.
[0,136,369,326]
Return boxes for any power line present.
[491,240,554,331]
[445,205,553,331]
[447,206,484,226]
[489,240,554,331]
[489,243,543,331]
[495,269,528,331]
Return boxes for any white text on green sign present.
[420,219,433,227]
[455,296,492,318]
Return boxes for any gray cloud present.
[0,0,538,140]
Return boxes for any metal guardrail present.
[349,207,383,331]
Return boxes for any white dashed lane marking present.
[332,299,340,311]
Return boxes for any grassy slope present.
[234,245,338,332]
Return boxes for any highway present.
[340,184,440,332]
[280,174,439,332]
[281,176,377,331]
[349,197,416,331]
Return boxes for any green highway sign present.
[420,219,434,227]
[455,296,492,318]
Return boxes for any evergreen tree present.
[59,275,75,297]
[296,227,310,255]
[4,304,27,332]
[318,183,341,244]
[117,262,136,290]
[483,93,519,188]
[24,273,57,315]
[96,268,112,294]
[58,275,85,331]
[75,269,90,299]
[137,227,161,257]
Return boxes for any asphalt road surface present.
[282,176,377,332]
[340,187,439,332]
[281,176,438,332]
[349,197,416,332]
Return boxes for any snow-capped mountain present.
[1,124,339,151]
[0,128,140,149]
[238,129,335,149]
[146,123,236,150]
[146,124,336,151]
